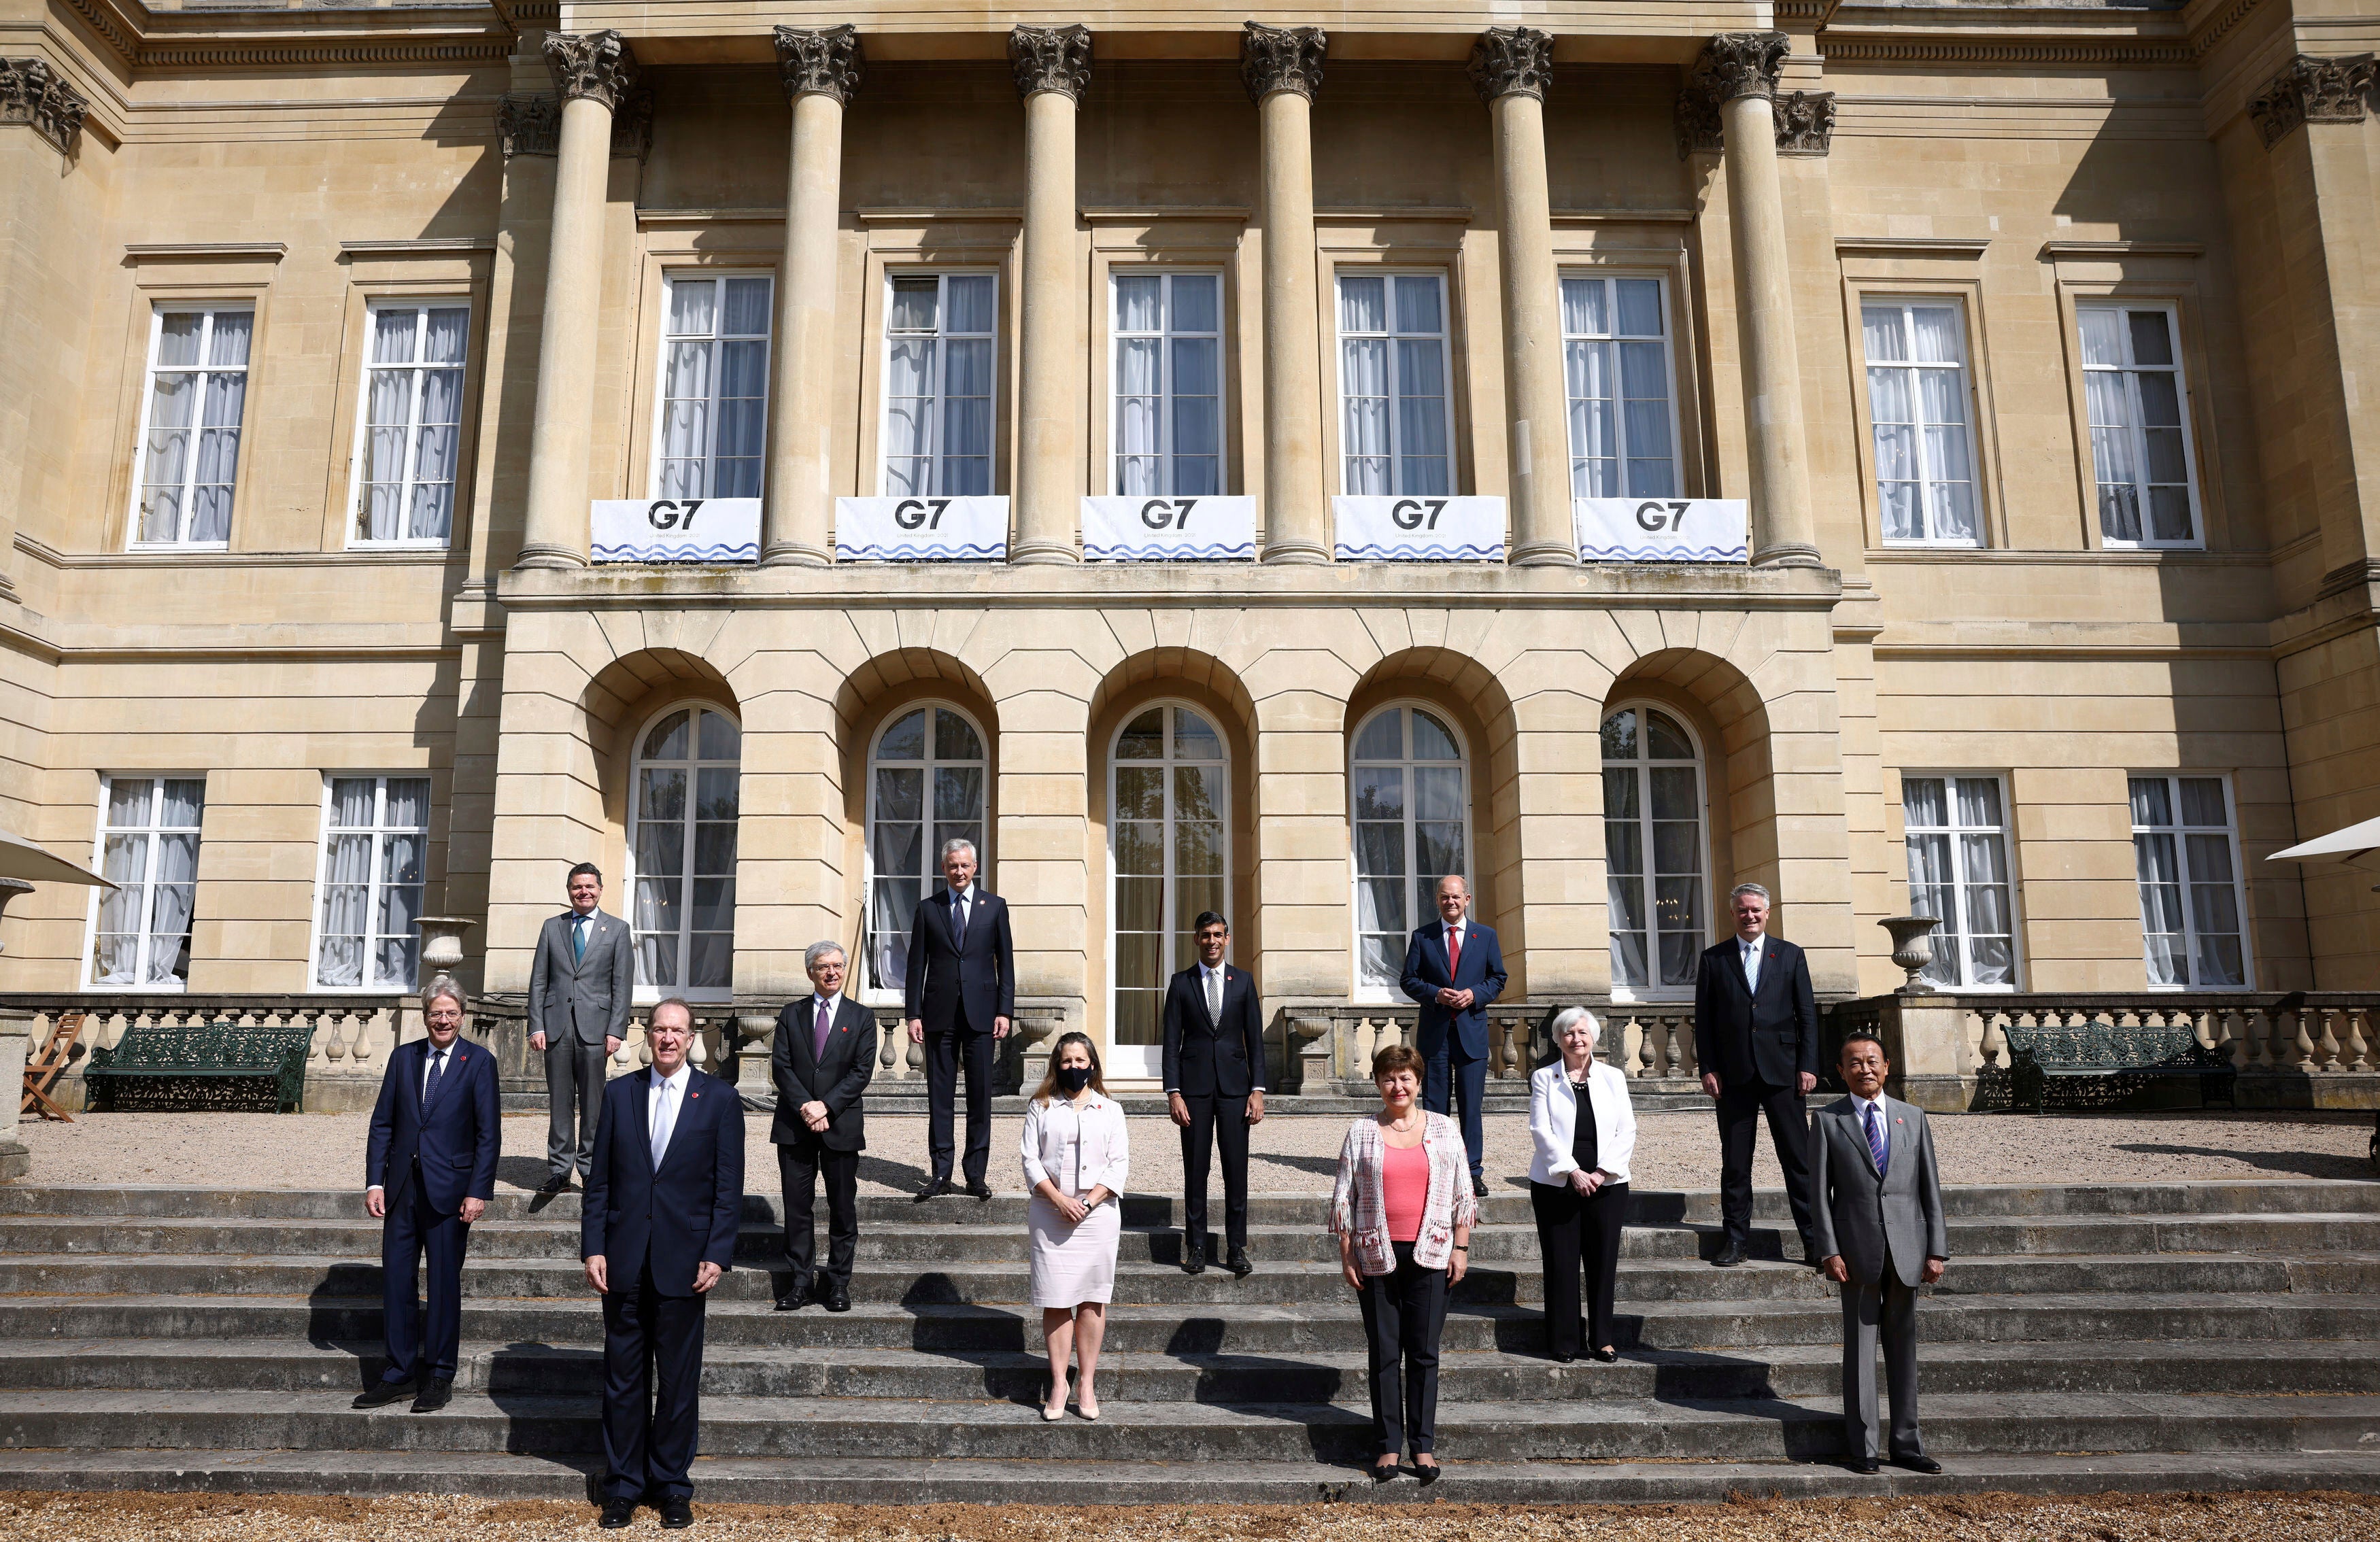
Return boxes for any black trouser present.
[1530,1178,1628,1358]
[1180,1092,1251,1252]
[925,1022,995,1186]
[1357,1239,1450,1459]
[544,1036,607,1180]
[600,1265,709,1503]
[778,1140,859,1288]
[1716,1076,1817,1250]
[378,1178,469,1385]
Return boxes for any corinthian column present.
[1472,29,1576,566]
[763,26,864,566]
[1688,33,1817,566]
[517,31,636,568]
[1009,25,1092,565]
[1243,22,1329,564]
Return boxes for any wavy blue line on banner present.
[1578,545,1750,563]
[836,543,1008,562]
[1083,543,1258,562]
[1331,543,1506,562]
[592,544,759,564]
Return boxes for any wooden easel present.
[21,1012,85,1123]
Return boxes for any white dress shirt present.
[648,1063,692,1168]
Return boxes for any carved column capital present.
[0,57,90,156]
[1468,27,1554,104]
[498,90,651,161]
[2249,53,2376,149]
[776,24,865,105]
[1010,24,1091,102]
[1774,90,1836,156]
[1242,20,1326,104]
[1676,35,1807,158]
[1691,31,1788,107]
[543,29,640,112]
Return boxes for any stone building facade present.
[3,1,2378,1089]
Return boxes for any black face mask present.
[1055,1065,1093,1094]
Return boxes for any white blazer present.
[1021,1091,1130,1199]
[1527,1059,1637,1186]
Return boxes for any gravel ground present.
[9,1108,2374,1195]
[0,1490,2375,1542]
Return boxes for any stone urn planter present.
[411,916,476,984]
[1878,914,1944,993]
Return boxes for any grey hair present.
[420,975,466,1015]
[1549,1006,1601,1046]
[940,836,978,863]
[804,939,847,972]
[1729,882,1771,905]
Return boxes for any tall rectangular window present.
[131,309,252,549]
[2129,774,2247,989]
[353,303,469,546]
[654,273,771,500]
[313,775,431,991]
[89,776,206,989]
[1112,272,1223,496]
[882,273,996,497]
[2080,305,2200,547]
[1563,275,1677,498]
[1338,273,1449,496]
[1863,300,1978,545]
[1901,775,2015,989]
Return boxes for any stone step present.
[6,1334,2376,1403]
[4,1388,2375,1464]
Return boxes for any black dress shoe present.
[1548,1351,1577,1365]
[915,1177,954,1202]
[1589,1346,1619,1363]
[409,1378,452,1414]
[1471,1176,1489,1198]
[1183,1243,1207,1275]
[658,1496,694,1529]
[774,1280,811,1312]
[1846,1456,1881,1475]
[352,1378,414,1410]
[598,1497,638,1529]
[964,1180,994,1201]
[822,1280,851,1313]
[1892,1454,1943,1475]
[1712,1241,1748,1268]
[537,1173,572,1195]
[1226,1248,1253,1278]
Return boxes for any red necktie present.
[1446,924,1462,978]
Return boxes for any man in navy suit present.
[1693,882,1821,1267]
[358,976,500,1414]
[1401,874,1508,1196]
[902,837,1015,1199]
[582,997,745,1530]
[1161,911,1267,1277]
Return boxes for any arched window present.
[864,702,988,999]
[1350,704,1469,997]
[630,705,741,1001]
[1601,704,1706,997]
[1110,703,1227,1077]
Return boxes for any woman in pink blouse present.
[1329,1042,1477,1484]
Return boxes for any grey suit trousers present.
[545,1037,608,1179]
[1839,1264,1924,1462]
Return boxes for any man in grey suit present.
[529,861,635,1194]
[1809,1030,1949,1475]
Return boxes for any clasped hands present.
[1433,985,1475,1011]
[1042,1185,1110,1227]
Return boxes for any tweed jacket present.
[1329,1111,1478,1275]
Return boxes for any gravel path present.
[10,1108,2374,1195]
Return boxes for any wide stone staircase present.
[1,1178,2377,1501]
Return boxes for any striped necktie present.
[1864,1101,1888,1173]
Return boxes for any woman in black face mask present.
[1022,1031,1129,1420]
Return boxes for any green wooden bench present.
[2003,1017,2237,1114]
[83,1022,315,1114]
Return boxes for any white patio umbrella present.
[0,822,110,888]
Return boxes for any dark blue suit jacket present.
[1400,920,1510,1062]
[581,1065,745,1297]
[902,885,1017,1035]
[364,1035,500,1216]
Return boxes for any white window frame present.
[1560,270,1682,500]
[649,271,774,502]
[1862,296,1982,549]
[1109,269,1227,498]
[1348,702,1473,1005]
[2079,301,2203,551]
[82,774,207,993]
[877,269,999,498]
[1899,772,2020,992]
[1601,702,1710,1003]
[126,307,253,551]
[308,773,435,993]
[345,300,471,549]
[2128,772,2253,991]
[626,703,742,1006]
[860,700,991,1008]
[1333,269,1455,497]
[1106,700,1231,1080]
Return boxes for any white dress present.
[1021,1091,1129,1308]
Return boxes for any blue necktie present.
[1865,1101,1888,1173]
[423,1047,446,1109]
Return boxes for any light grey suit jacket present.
[1807,1093,1950,1288]
[528,908,634,1044]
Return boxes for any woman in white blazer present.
[1021,1031,1129,1421]
[1527,1007,1637,1362]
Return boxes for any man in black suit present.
[1692,881,1820,1267]
[902,836,1014,1199]
[1399,874,1508,1197]
[1161,911,1267,1277]
[357,976,500,1414]
[582,997,745,1530]
[770,940,874,1312]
